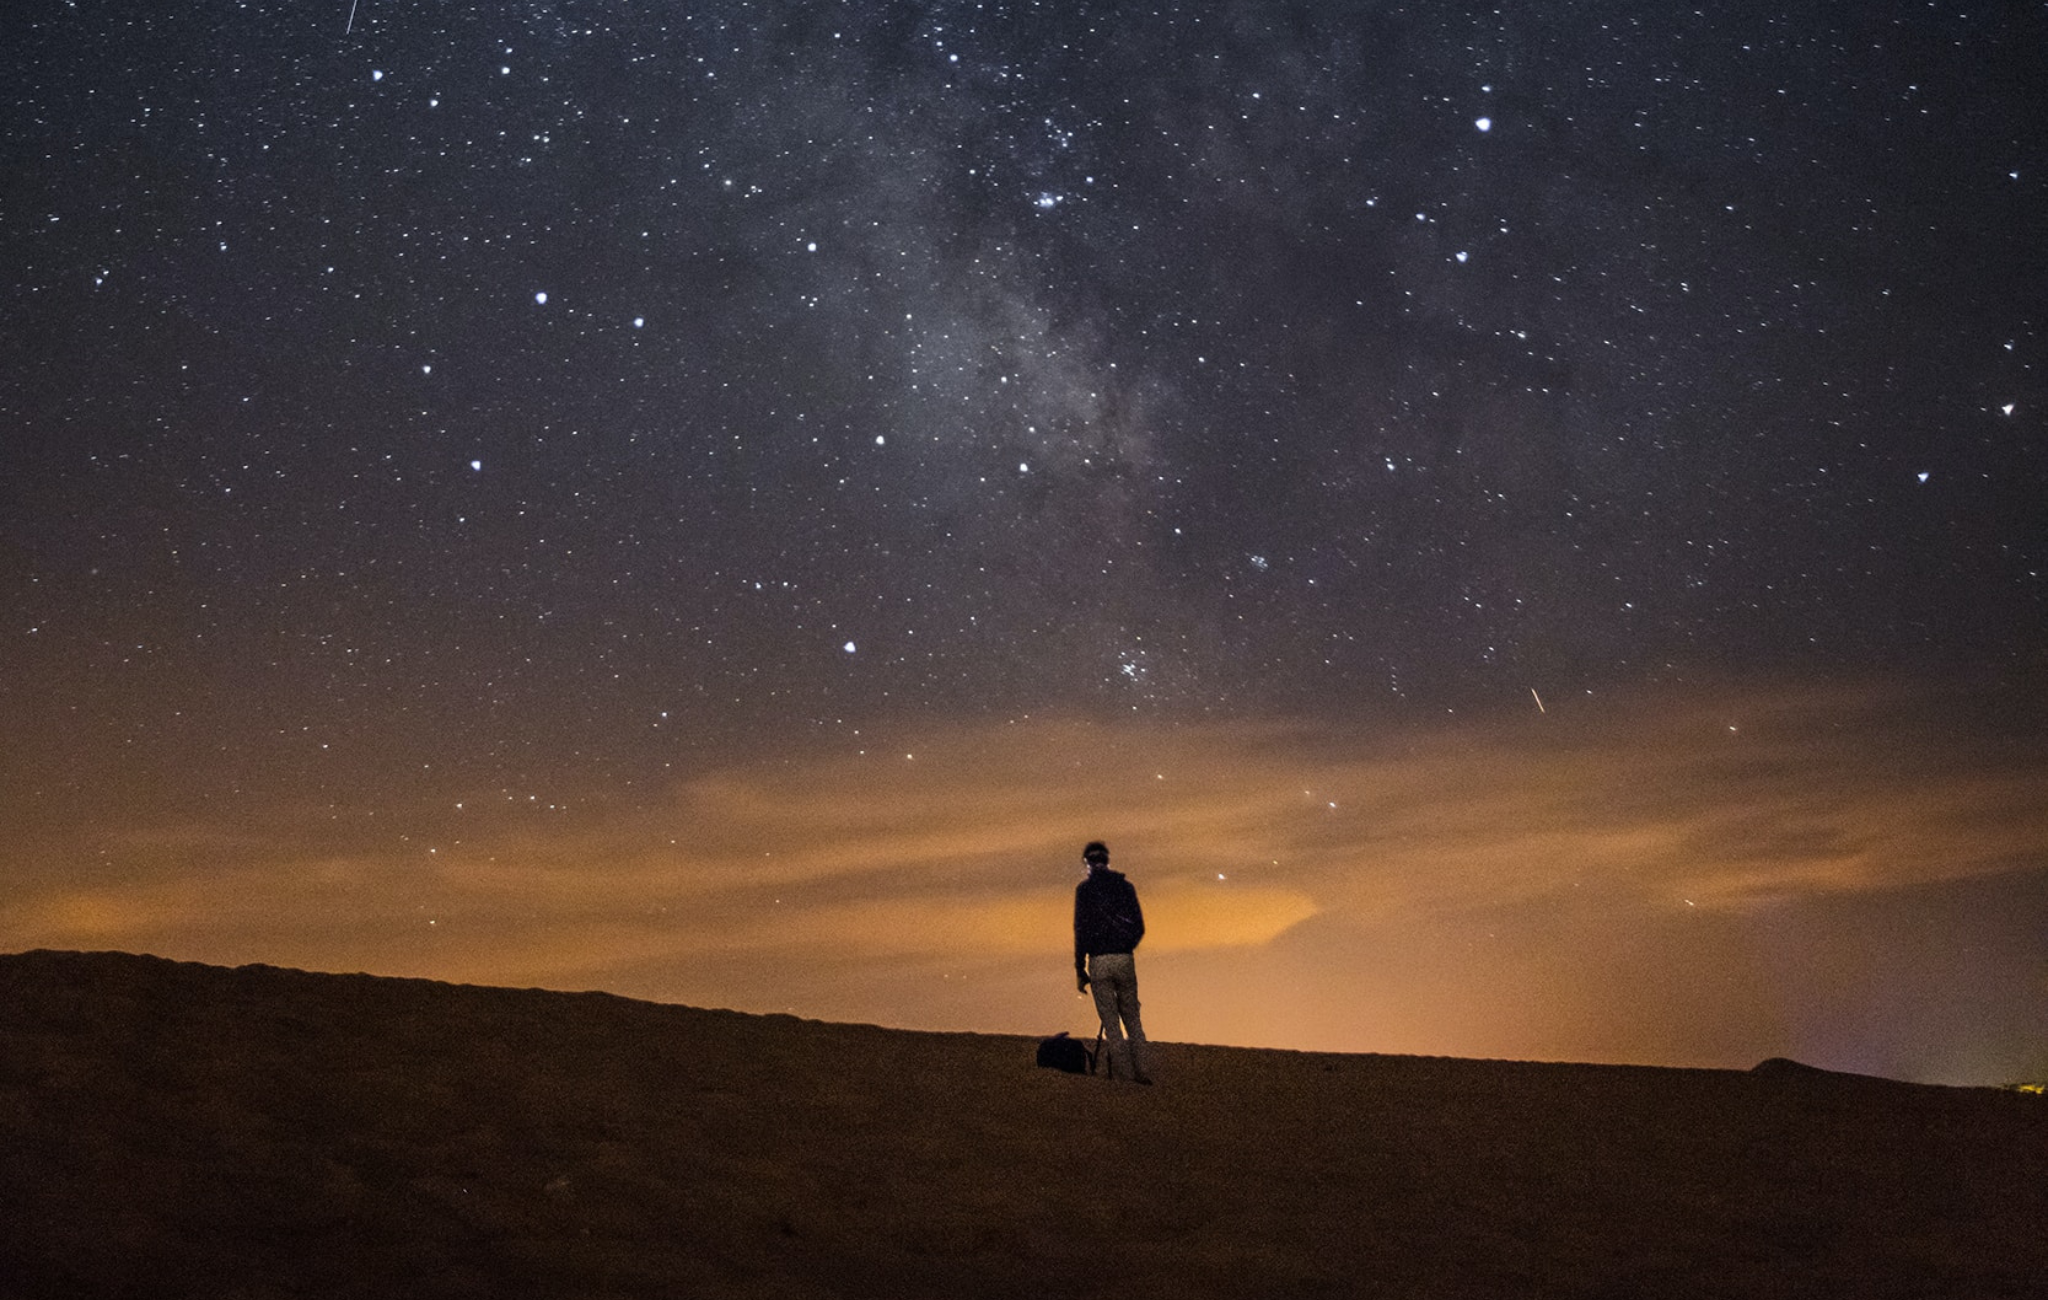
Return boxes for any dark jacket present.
[1074,867,1145,973]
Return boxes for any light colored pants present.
[1087,951,1149,1081]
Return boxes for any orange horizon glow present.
[5,677,2044,1085]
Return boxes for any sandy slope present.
[2,950,2042,1299]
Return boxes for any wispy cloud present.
[5,678,2041,1077]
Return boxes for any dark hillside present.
[3,950,2043,1298]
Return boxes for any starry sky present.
[4,0,2044,1084]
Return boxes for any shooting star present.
[1530,687,1546,714]
[346,0,359,35]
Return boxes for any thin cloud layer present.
[4,678,2041,1080]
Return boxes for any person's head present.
[1083,841,1110,869]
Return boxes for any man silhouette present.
[1073,840,1152,1084]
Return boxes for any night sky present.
[5,0,2045,1084]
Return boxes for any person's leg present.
[1089,958,1126,1077]
[1108,956,1150,1082]
[1090,953,1148,1081]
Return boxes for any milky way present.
[4,2,2043,1081]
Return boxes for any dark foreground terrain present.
[2,950,2042,1298]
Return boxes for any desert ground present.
[2,949,2042,1298]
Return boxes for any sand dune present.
[2,950,2042,1298]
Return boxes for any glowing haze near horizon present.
[3,1,2044,1085]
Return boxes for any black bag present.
[1035,1030,1099,1074]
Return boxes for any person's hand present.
[1076,972,1091,993]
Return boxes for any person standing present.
[1073,840,1152,1084]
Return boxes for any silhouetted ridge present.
[3,950,2044,1299]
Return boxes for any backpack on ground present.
[1035,1029,1101,1074]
